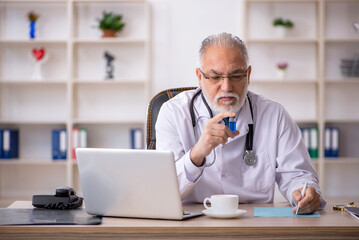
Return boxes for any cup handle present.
[203,197,211,210]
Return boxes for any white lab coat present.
[156,88,326,208]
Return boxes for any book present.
[1,129,19,159]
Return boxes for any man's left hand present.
[291,186,321,214]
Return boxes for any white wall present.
[149,0,245,96]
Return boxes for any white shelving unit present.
[0,0,150,200]
[244,0,359,199]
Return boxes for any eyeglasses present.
[199,68,248,83]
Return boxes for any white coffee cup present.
[203,194,239,214]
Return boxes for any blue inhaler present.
[229,117,236,133]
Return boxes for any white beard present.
[201,81,248,114]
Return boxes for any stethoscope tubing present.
[190,89,255,167]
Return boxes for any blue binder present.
[324,127,339,158]
[0,129,3,159]
[131,128,143,149]
[2,129,19,159]
[52,129,67,160]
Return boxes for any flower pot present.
[276,69,287,79]
[274,26,287,38]
[102,29,116,38]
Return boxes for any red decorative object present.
[32,48,45,61]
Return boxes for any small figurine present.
[28,11,39,39]
[31,47,48,80]
[104,51,115,80]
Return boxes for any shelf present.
[325,79,359,84]
[246,0,318,2]
[72,119,145,125]
[0,120,67,125]
[0,80,68,85]
[73,80,146,85]
[324,119,359,124]
[0,159,67,166]
[247,39,318,44]
[0,40,67,44]
[324,158,359,164]
[73,0,146,2]
[0,0,66,3]
[73,38,146,44]
[325,38,359,43]
[0,0,150,200]
[251,79,318,84]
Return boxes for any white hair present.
[198,32,249,68]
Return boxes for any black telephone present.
[32,186,83,210]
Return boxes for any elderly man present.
[156,32,326,214]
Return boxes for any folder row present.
[300,126,339,158]
[2,127,142,160]
[0,129,19,159]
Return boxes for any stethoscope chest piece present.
[244,150,256,166]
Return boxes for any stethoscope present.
[189,89,256,167]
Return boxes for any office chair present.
[146,87,197,149]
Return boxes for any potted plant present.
[276,61,288,79]
[272,17,294,38]
[96,11,125,38]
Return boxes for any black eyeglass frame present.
[198,67,249,83]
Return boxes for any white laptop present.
[76,148,203,220]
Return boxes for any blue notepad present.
[254,207,320,217]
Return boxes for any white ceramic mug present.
[203,194,239,214]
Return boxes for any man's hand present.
[190,112,239,167]
[291,186,321,214]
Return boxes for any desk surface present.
[1,200,359,240]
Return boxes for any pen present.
[295,182,308,216]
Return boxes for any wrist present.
[190,146,206,167]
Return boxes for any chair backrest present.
[146,87,197,149]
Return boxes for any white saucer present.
[202,209,247,219]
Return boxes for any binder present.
[301,128,310,153]
[72,128,79,160]
[324,127,331,157]
[331,127,339,158]
[52,129,67,160]
[300,127,318,159]
[79,128,88,148]
[309,127,318,159]
[72,128,87,160]
[324,127,340,158]
[2,129,19,159]
[0,129,3,158]
[131,128,143,149]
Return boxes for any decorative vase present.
[102,29,116,38]
[29,21,36,39]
